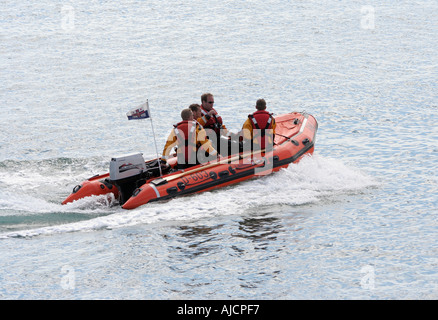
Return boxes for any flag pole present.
[146,100,163,177]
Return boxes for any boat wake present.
[0,154,379,239]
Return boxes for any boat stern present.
[62,178,119,205]
[121,183,160,209]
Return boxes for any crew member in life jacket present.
[189,103,202,124]
[196,93,229,154]
[240,99,276,152]
[162,108,218,170]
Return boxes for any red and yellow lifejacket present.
[199,106,225,136]
[173,120,197,165]
[247,110,275,150]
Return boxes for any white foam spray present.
[0,154,379,239]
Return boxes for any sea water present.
[0,0,437,299]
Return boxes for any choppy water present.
[0,0,437,299]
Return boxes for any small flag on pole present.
[126,102,151,120]
[125,99,163,176]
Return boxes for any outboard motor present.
[109,153,147,205]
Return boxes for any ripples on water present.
[1,0,437,299]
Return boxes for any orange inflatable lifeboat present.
[62,112,318,209]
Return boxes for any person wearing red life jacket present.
[240,99,276,152]
[197,93,231,156]
[162,108,218,169]
[197,93,228,135]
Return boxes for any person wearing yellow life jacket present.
[240,99,276,152]
[162,108,218,169]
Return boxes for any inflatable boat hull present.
[62,112,318,209]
